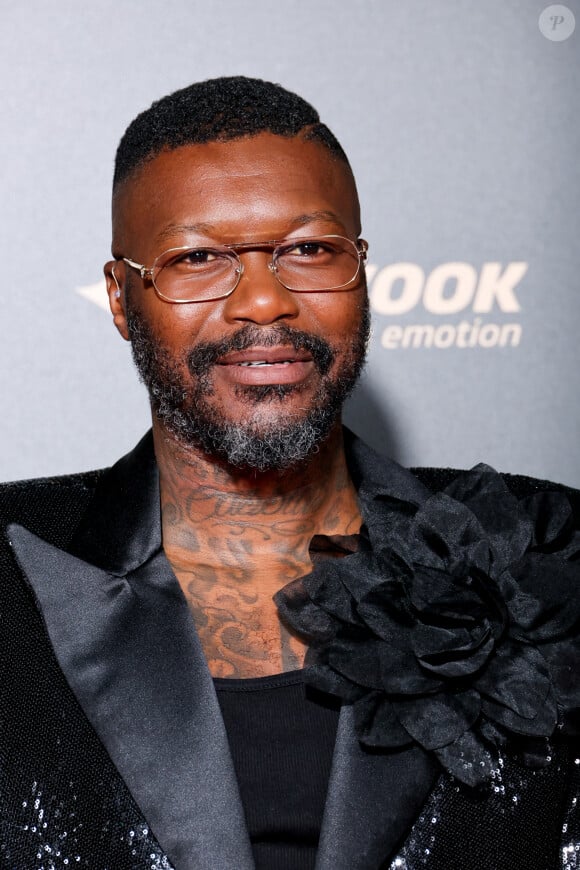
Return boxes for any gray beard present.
[127,305,369,472]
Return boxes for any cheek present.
[128,284,368,355]
[304,290,368,343]
[129,293,213,353]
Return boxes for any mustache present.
[186,324,335,377]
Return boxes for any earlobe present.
[104,261,130,341]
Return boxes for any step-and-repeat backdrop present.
[1,1,578,486]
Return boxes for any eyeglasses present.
[116,235,368,304]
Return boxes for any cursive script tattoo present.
[157,424,362,677]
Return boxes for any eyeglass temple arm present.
[121,257,153,281]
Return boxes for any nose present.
[222,251,300,325]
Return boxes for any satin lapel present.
[316,705,439,870]
[9,524,254,870]
[67,430,162,575]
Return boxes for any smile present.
[215,346,315,386]
[217,346,314,367]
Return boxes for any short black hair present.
[113,76,350,189]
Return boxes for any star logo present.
[75,279,109,312]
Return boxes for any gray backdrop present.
[1,0,578,486]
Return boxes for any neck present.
[153,420,362,677]
[154,419,361,571]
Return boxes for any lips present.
[218,346,313,365]
[185,325,335,388]
[216,346,315,385]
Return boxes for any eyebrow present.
[289,210,344,227]
[155,222,214,244]
[154,211,344,245]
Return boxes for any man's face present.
[106,133,369,470]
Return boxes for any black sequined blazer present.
[0,431,579,870]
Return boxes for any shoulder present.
[411,465,580,524]
[0,468,104,509]
[0,468,106,547]
[410,465,578,499]
[344,430,580,517]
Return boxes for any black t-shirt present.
[215,670,340,870]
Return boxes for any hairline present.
[113,126,353,197]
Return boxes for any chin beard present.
[126,305,369,472]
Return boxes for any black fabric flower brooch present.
[276,464,580,786]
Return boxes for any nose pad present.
[223,253,299,324]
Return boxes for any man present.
[1,77,579,870]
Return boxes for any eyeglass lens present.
[153,236,363,302]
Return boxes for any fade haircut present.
[113,76,351,189]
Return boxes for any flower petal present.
[507,556,580,641]
[304,559,367,625]
[476,643,551,719]
[361,491,420,556]
[274,577,334,643]
[412,493,489,569]
[378,643,442,695]
[445,464,535,567]
[534,638,580,731]
[354,693,414,749]
[522,491,577,550]
[410,565,505,636]
[303,662,365,703]
[410,565,489,622]
[413,622,495,678]
[393,690,480,751]
[481,691,557,737]
[357,581,414,641]
[324,637,384,690]
[444,463,510,503]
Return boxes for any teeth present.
[238,360,293,366]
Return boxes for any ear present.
[104,260,130,341]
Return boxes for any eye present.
[281,240,337,259]
[159,247,234,278]
[177,248,221,267]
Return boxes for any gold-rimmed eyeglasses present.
[115,235,368,304]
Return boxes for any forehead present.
[112,133,360,253]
